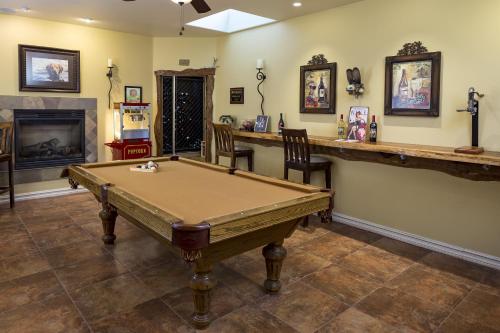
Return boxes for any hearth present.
[14,110,86,169]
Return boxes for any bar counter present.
[233,130,500,182]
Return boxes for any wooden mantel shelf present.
[233,130,500,182]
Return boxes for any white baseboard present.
[0,187,87,203]
[333,212,500,271]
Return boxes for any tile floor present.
[0,193,499,333]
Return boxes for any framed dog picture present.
[19,45,80,93]
[125,86,143,103]
[300,63,337,114]
[384,52,441,117]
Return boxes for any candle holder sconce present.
[106,64,115,109]
[346,67,364,98]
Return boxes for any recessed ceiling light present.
[187,9,275,33]
[293,2,302,7]
[79,17,94,24]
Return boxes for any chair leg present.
[284,167,289,180]
[303,170,311,184]
[215,154,219,166]
[230,155,236,169]
[247,152,254,172]
[325,165,332,189]
[8,157,14,208]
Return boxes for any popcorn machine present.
[105,103,152,160]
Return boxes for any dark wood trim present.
[154,68,215,161]
[300,62,337,114]
[384,52,441,117]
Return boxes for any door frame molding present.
[154,68,216,161]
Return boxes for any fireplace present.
[14,110,86,170]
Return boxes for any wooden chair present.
[282,128,332,226]
[0,122,14,208]
[213,123,254,171]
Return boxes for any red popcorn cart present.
[105,103,153,160]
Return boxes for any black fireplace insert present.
[14,110,86,170]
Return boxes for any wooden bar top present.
[233,130,500,167]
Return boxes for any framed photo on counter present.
[125,86,143,103]
[254,115,270,133]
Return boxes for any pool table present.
[66,156,333,329]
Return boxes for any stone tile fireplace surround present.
[0,96,97,184]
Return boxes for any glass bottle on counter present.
[337,114,347,140]
[278,113,285,135]
[369,115,378,143]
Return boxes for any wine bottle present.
[337,114,347,140]
[369,115,377,143]
[318,75,327,103]
[278,113,285,135]
[398,69,409,102]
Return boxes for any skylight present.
[187,9,275,33]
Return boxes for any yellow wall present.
[0,14,153,164]
[214,0,500,256]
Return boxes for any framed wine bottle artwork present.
[300,63,337,114]
[384,52,441,117]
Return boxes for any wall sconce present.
[346,67,364,98]
[106,58,115,108]
[256,59,267,115]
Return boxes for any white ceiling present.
[0,0,362,37]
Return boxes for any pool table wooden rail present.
[66,156,332,251]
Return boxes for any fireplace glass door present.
[14,110,86,169]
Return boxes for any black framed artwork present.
[19,44,80,93]
[384,52,441,117]
[300,62,337,114]
[125,86,143,103]
[230,87,244,104]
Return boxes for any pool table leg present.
[263,241,287,293]
[190,261,216,329]
[99,204,117,245]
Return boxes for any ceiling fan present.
[171,0,211,35]
[171,0,211,14]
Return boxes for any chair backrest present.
[0,122,14,155]
[282,128,310,166]
[213,123,235,155]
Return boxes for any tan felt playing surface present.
[87,161,312,225]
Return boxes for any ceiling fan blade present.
[191,0,211,13]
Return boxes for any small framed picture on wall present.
[125,86,143,103]
[230,87,244,104]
